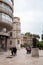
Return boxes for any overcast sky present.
[14,0,43,36]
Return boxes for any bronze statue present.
[32,37,37,48]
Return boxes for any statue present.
[32,37,37,48]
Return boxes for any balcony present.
[0,18,13,31]
[0,8,13,18]
[0,32,10,36]
[0,0,13,10]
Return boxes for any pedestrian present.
[26,46,31,54]
[13,46,17,55]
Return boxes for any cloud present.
[14,0,43,36]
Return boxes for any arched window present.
[10,41,12,45]
[10,32,12,37]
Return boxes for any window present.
[1,12,12,23]
[10,32,12,37]
[17,40,20,44]
[10,41,12,45]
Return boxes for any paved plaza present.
[0,48,43,65]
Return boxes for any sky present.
[14,0,43,37]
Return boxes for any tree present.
[25,32,32,36]
[25,32,40,39]
[32,34,40,39]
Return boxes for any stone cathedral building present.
[7,17,21,49]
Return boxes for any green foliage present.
[20,43,31,47]
[37,41,43,47]
[25,32,32,36]
[20,44,24,47]
[24,43,30,47]
[40,41,43,46]
[32,34,40,38]
[25,32,40,38]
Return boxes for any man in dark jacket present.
[11,47,17,56]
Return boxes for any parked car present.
[26,46,31,54]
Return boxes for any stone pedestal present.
[31,48,39,57]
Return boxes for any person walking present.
[11,46,17,56]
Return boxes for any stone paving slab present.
[0,48,43,65]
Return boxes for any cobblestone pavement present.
[0,48,43,65]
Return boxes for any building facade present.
[8,17,21,49]
[21,34,33,46]
[21,34,24,44]
[0,0,13,51]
